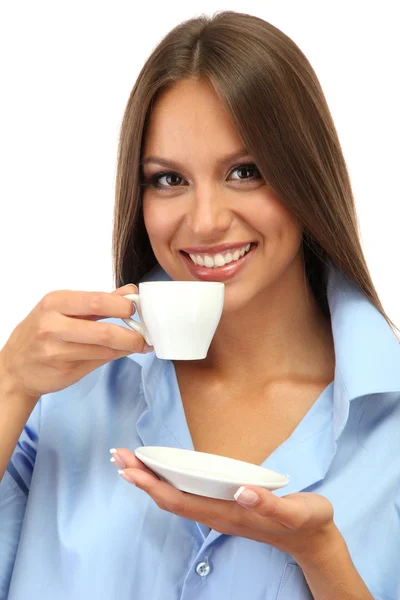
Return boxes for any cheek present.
[269,215,303,263]
[241,193,301,247]
[143,199,175,248]
[273,207,302,245]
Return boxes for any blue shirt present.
[1,264,400,600]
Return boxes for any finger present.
[45,341,137,362]
[39,290,136,320]
[119,465,235,523]
[235,486,311,529]
[112,449,160,478]
[118,467,199,517]
[110,448,159,479]
[55,314,147,352]
[116,449,293,528]
[114,449,148,468]
[80,286,138,320]
[111,284,138,296]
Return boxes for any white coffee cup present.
[122,281,224,360]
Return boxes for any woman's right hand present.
[0,284,151,401]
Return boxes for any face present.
[141,78,304,313]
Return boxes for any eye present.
[228,164,262,182]
[141,162,262,192]
[148,172,185,190]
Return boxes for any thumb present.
[112,283,138,296]
[233,486,302,529]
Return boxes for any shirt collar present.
[133,262,400,440]
[327,262,400,437]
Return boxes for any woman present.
[1,10,399,600]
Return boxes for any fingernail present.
[233,486,259,506]
[109,448,126,469]
[143,344,153,353]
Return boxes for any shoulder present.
[42,357,144,407]
[34,355,147,451]
[39,319,150,415]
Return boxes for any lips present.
[180,243,257,282]
[188,243,253,268]
[180,241,255,254]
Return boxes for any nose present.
[185,186,232,239]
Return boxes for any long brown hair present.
[112,10,398,338]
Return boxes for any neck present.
[176,261,335,388]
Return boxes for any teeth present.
[232,250,240,261]
[214,254,225,267]
[188,243,253,268]
[189,253,204,266]
[224,252,233,264]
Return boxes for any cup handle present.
[121,293,152,345]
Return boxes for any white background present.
[0,0,399,348]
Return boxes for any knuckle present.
[96,323,112,345]
[87,293,103,315]
[261,498,279,519]
[39,291,58,312]
[37,315,54,340]
[41,344,72,373]
[42,341,57,360]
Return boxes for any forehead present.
[142,79,245,159]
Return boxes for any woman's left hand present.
[111,447,338,563]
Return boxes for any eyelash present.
[141,163,262,192]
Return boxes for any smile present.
[180,242,257,282]
[187,243,252,268]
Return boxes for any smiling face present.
[141,78,304,313]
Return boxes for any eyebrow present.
[140,148,251,170]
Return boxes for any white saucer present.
[134,446,289,501]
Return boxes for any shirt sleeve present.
[0,398,42,598]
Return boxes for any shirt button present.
[195,561,211,577]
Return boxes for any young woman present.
[1,10,399,600]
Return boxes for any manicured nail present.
[109,448,126,469]
[234,486,259,506]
